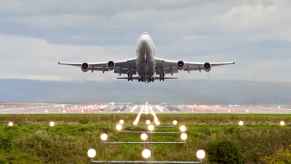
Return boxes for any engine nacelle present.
[107,61,114,70]
[177,60,184,70]
[204,62,211,72]
[81,63,89,72]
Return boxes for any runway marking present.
[133,106,144,126]
[150,105,160,125]
[154,105,165,112]
[130,105,138,113]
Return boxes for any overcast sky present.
[1,0,291,82]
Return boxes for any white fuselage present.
[136,33,156,82]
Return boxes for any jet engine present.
[204,62,211,72]
[107,61,115,70]
[177,60,184,70]
[81,63,89,72]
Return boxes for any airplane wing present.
[58,59,137,75]
[155,57,235,75]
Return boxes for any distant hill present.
[0,79,290,105]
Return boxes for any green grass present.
[0,114,290,163]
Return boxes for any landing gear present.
[127,73,133,81]
[159,73,165,81]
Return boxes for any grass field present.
[0,114,291,164]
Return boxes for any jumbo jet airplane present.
[58,32,235,82]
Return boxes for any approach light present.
[142,148,151,159]
[280,120,286,126]
[115,123,123,131]
[180,132,188,141]
[140,133,149,141]
[49,121,55,127]
[196,149,206,160]
[238,120,244,126]
[119,120,125,125]
[179,125,187,132]
[133,121,138,126]
[87,148,96,159]
[145,120,151,125]
[7,121,14,127]
[172,120,178,126]
[147,124,155,132]
[100,133,108,141]
[155,120,161,126]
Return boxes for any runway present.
[0,102,290,114]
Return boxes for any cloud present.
[0,34,129,80]
[0,0,290,82]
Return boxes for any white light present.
[280,120,286,126]
[142,148,151,159]
[180,133,188,141]
[115,123,123,131]
[49,121,55,127]
[100,133,108,141]
[155,121,161,126]
[119,120,125,125]
[172,120,178,126]
[133,122,138,126]
[87,148,96,159]
[196,149,206,160]
[145,120,151,125]
[147,124,155,132]
[238,121,244,126]
[140,133,149,141]
[7,121,14,127]
[179,125,187,132]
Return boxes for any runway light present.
[196,149,206,160]
[7,121,14,127]
[238,120,244,126]
[100,133,108,141]
[119,120,125,125]
[115,123,123,131]
[142,148,151,159]
[140,132,149,141]
[172,120,178,126]
[280,120,286,126]
[87,148,96,159]
[147,124,155,132]
[49,121,55,127]
[145,120,151,125]
[180,132,188,141]
[179,125,187,132]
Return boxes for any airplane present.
[58,32,235,82]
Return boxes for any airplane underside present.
[58,32,235,82]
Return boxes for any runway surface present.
[0,102,290,114]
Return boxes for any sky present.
[1,0,291,82]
